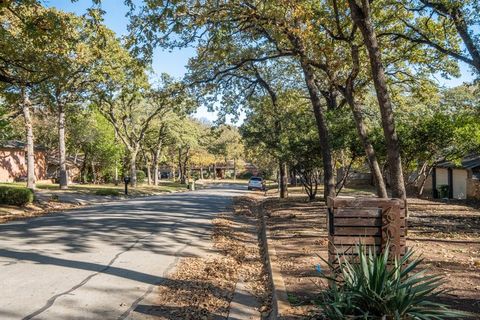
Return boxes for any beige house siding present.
[467,176,480,200]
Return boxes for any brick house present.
[0,140,47,182]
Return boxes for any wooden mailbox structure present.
[326,197,407,264]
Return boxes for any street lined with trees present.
[0,1,479,319]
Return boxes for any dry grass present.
[0,181,187,196]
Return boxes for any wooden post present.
[380,204,402,257]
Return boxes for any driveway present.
[0,184,247,319]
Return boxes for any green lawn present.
[0,181,187,196]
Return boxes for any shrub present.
[438,184,450,198]
[0,186,34,206]
[94,189,120,196]
[136,170,146,183]
[315,245,469,320]
[239,171,254,179]
[192,171,200,180]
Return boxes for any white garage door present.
[453,169,467,199]
[436,168,448,187]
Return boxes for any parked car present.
[248,177,265,191]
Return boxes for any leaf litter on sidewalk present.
[149,197,271,320]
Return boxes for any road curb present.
[228,277,260,320]
[257,200,291,319]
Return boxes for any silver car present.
[248,177,265,191]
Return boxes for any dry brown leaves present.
[0,201,78,224]
[153,197,271,320]
[155,255,239,320]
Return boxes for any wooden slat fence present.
[326,197,407,265]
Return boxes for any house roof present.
[436,154,480,170]
[47,154,83,167]
[0,140,46,151]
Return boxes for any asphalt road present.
[0,184,247,320]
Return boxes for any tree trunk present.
[344,91,388,198]
[58,104,68,189]
[81,151,88,184]
[279,161,288,198]
[300,61,335,199]
[178,148,185,184]
[180,168,187,184]
[153,161,159,186]
[348,0,406,199]
[114,163,118,185]
[200,166,204,180]
[213,163,217,180]
[142,150,151,185]
[153,148,161,186]
[130,150,138,187]
[452,10,480,73]
[22,89,35,190]
[153,126,164,186]
[233,158,237,181]
[417,165,433,197]
[114,131,119,185]
[146,164,152,185]
[91,161,97,184]
[181,149,189,184]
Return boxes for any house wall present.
[0,148,47,182]
[422,167,448,197]
[423,168,471,199]
[336,168,372,187]
[467,170,480,199]
[422,174,433,196]
[46,162,81,183]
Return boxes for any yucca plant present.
[315,245,471,320]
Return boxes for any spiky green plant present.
[315,245,471,320]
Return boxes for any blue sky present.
[48,0,476,123]
[47,0,218,123]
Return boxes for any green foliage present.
[135,170,146,183]
[438,184,450,198]
[238,171,254,179]
[0,186,34,206]
[208,125,244,162]
[316,245,468,320]
[68,109,124,183]
[0,103,16,141]
[393,84,480,181]
[0,3,79,86]
[94,189,120,196]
